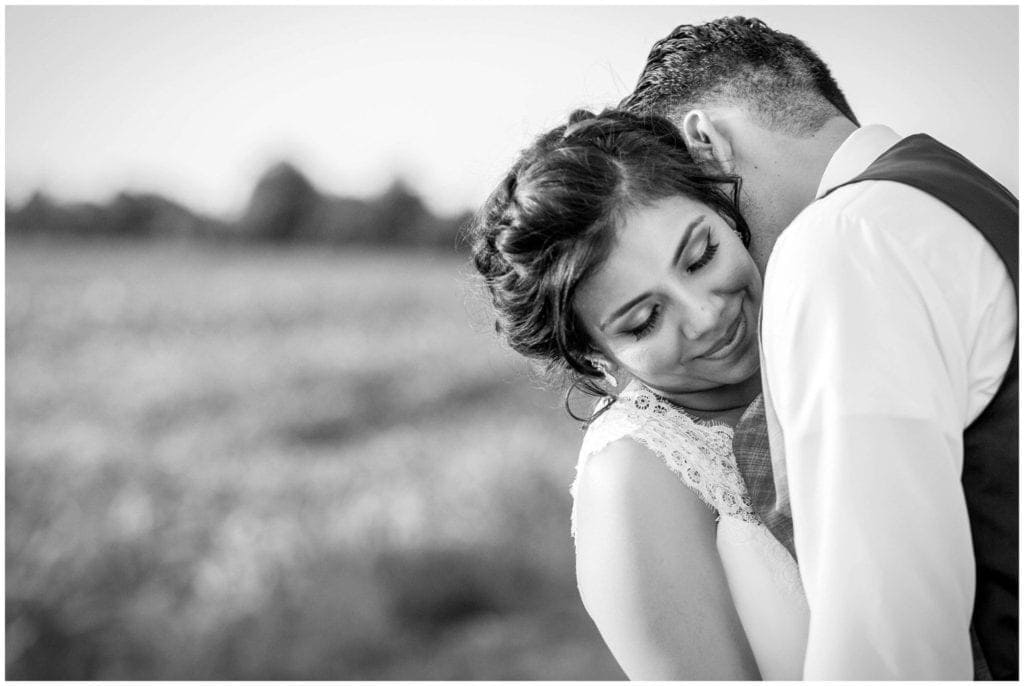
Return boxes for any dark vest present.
[733,134,1018,679]
[823,134,1019,680]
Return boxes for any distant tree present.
[6,192,58,234]
[6,192,106,237]
[107,192,206,238]
[6,190,222,241]
[309,196,377,244]
[371,179,429,244]
[238,162,321,242]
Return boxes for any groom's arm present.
[759,201,1001,679]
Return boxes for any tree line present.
[6,162,474,251]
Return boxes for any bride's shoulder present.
[570,381,718,536]
[575,433,663,500]
[570,424,721,622]
[571,433,717,549]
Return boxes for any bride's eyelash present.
[687,232,719,272]
[629,304,661,340]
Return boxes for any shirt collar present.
[815,124,904,199]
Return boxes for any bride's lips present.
[701,307,746,361]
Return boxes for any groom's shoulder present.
[767,179,976,288]
[781,178,966,252]
[808,176,953,226]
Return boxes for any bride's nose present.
[675,289,724,342]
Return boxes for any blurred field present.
[5,236,625,679]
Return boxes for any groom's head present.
[621,17,860,269]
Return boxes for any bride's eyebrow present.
[599,214,705,331]
[600,292,649,331]
[672,214,705,267]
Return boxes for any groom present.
[620,17,1018,680]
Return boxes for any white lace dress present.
[570,380,809,680]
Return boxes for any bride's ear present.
[585,354,620,387]
[585,354,617,375]
[680,110,735,175]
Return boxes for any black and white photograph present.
[6,4,1018,681]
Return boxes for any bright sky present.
[6,5,1019,219]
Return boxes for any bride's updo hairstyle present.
[470,109,749,415]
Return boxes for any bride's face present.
[575,194,762,396]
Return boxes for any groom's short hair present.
[620,16,859,136]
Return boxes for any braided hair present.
[470,109,749,418]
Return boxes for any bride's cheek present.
[618,343,657,373]
[720,258,746,282]
[722,259,758,293]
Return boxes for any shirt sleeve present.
[760,209,976,680]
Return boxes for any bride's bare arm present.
[573,437,760,680]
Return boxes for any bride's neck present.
[652,374,762,423]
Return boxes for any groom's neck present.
[743,116,859,273]
[786,116,860,201]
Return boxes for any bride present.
[470,108,808,679]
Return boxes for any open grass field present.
[5,237,624,679]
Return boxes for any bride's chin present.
[735,346,761,376]
[644,376,727,401]
[701,361,761,397]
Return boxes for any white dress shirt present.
[759,124,1017,679]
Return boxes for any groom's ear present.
[679,110,735,175]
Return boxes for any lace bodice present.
[570,380,760,538]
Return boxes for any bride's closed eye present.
[687,231,719,273]
[628,304,661,340]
